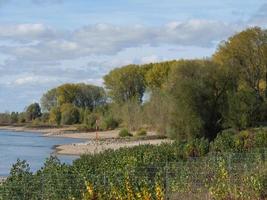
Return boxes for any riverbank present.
[0,126,171,156]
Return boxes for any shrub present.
[119,129,133,137]
[136,129,147,136]
[254,128,267,148]
[211,129,236,152]
[184,138,209,157]
[100,115,119,130]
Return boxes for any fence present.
[0,149,266,200]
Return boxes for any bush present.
[254,128,267,148]
[118,129,133,137]
[100,115,119,130]
[183,138,209,157]
[136,129,147,136]
[210,129,237,152]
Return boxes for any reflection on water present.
[0,130,82,176]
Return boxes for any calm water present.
[0,130,83,176]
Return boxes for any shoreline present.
[0,125,171,156]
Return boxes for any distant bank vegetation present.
[1,27,267,142]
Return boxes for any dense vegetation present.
[0,128,266,199]
[0,27,267,199]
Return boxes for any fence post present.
[227,153,232,172]
[165,162,169,200]
[41,173,44,200]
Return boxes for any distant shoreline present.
[0,125,171,156]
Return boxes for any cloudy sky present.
[0,0,266,112]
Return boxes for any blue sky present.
[0,0,266,112]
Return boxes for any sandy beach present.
[0,126,171,156]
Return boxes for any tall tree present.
[165,60,232,140]
[26,103,42,121]
[41,83,106,111]
[145,61,175,89]
[213,27,267,99]
[41,88,57,112]
[104,65,146,104]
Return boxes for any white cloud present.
[0,19,248,112]
[0,24,59,42]
[0,20,241,62]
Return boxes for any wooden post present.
[95,118,99,140]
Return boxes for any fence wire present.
[0,149,266,200]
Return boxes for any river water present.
[0,130,82,176]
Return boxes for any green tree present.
[49,107,61,126]
[165,60,231,140]
[26,103,42,121]
[74,83,106,110]
[41,88,57,112]
[10,112,19,124]
[145,61,175,89]
[213,27,267,99]
[104,65,146,104]
[41,84,106,111]
[56,84,80,106]
[214,27,267,126]
[60,103,80,125]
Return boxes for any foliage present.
[213,27,267,99]
[104,65,146,104]
[26,103,42,121]
[144,61,175,89]
[60,103,80,125]
[164,60,231,140]
[10,112,19,124]
[40,88,57,112]
[100,115,119,130]
[136,129,147,136]
[225,88,262,129]
[49,106,61,125]
[41,83,106,111]
[119,128,133,137]
[0,129,267,199]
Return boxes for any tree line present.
[1,27,267,140]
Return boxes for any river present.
[0,130,82,176]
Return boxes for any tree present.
[165,60,232,140]
[41,84,106,111]
[56,84,80,106]
[26,103,42,121]
[49,107,61,126]
[213,27,267,99]
[213,27,267,126]
[145,61,175,89]
[104,65,146,104]
[60,103,80,125]
[74,83,106,110]
[10,112,19,124]
[41,88,57,112]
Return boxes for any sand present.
[56,139,171,155]
[0,126,171,156]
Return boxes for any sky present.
[0,0,266,112]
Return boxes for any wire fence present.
[0,149,266,200]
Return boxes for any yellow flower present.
[141,187,152,200]
[155,182,164,200]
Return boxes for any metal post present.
[165,162,169,200]
[41,174,44,200]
